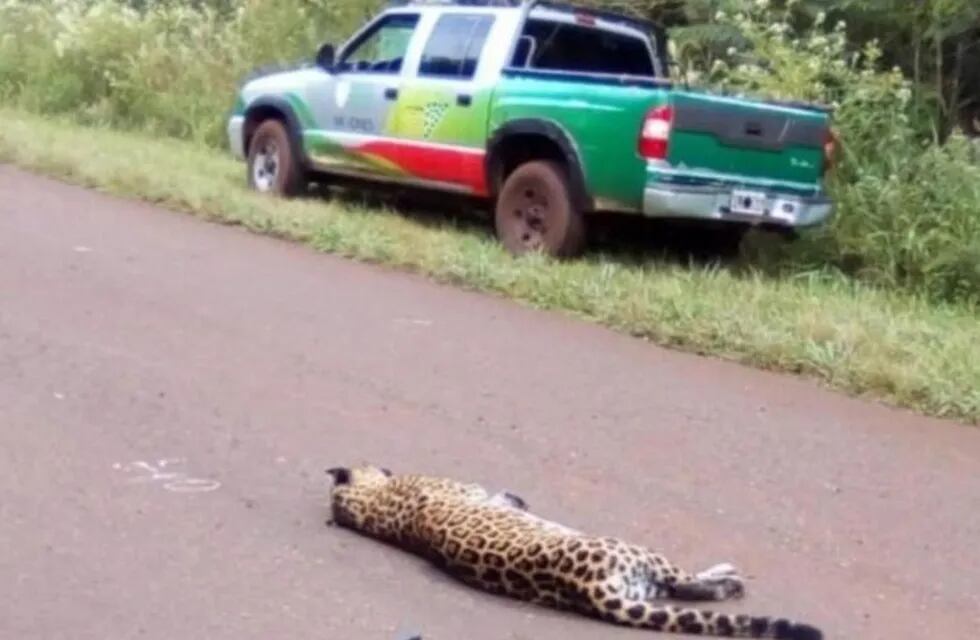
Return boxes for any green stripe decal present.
[648,165,821,196]
[285,92,316,130]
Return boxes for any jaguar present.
[325,464,822,639]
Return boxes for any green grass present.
[2,109,978,424]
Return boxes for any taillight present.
[639,105,673,160]
[823,128,839,175]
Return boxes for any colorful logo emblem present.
[335,80,351,110]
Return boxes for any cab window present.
[515,19,655,77]
[418,14,495,79]
[336,13,421,74]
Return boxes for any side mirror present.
[316,43,335,71]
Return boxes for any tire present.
[494,160,586,258]
[708,224,749,260]
[246,119,305,197]
[961,105,980,137]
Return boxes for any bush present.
[0,0,356,145]
[683,0,980,304]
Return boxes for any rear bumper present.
[227,116,246,160]
[642,176,833,228]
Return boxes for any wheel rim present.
[252,140,280,192]
[508,183,551,252]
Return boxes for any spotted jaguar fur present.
[325,465,822,639]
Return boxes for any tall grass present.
[0,0,977,306]
[2,109,978,423]
[0,0,369,145]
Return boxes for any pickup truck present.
[227,0,837,258]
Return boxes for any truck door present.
[390,12,498,195]
[309,12,421,178]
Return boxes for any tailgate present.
[667,91,830,188]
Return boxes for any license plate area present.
[729,189,768,216]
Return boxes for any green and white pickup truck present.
[227,0,838,257]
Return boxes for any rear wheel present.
[247,119,305,197]
[961,104,980,137]
[494,160,586,258]
[707,224,749,260]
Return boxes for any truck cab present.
[229,0,836,257]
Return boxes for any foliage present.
[697,0,980,304]
[0,0,356,144]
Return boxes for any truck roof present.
[386,0,663,39]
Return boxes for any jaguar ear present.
[380,467,393,477]
[326,467,351,485]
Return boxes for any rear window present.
[515,19,655,77]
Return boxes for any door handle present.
[384,87,398,101]
[457,94,472,107]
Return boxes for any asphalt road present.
[2,165,979,640]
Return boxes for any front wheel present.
[246,119,305,197]
[494,160,586,258]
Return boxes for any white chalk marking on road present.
[164,478,222,493]
[394,318,433,327]
[113,458,221,493]
[73,246,93,253]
